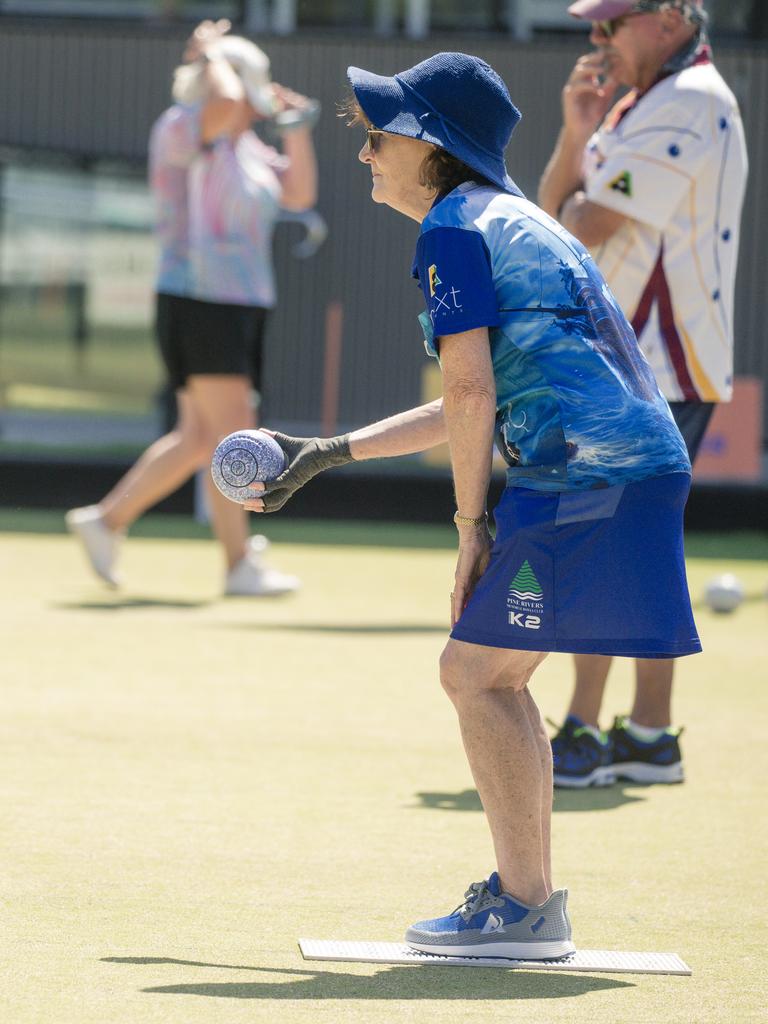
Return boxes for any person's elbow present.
[560,193,626,248]
[443,375,496,415]
[280,186,317,212]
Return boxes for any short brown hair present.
[419,147,494,195]
[339,92,368,127]
[341,93,492,196]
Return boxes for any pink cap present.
[568,0,636,17]
[568,0,702,19]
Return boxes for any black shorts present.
[668,401,716,464]
[156,293,268,392]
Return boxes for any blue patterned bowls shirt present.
[413,183,691,492]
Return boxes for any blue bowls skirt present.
[451,473,701,659]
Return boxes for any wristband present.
[453,511,488,528]
[275,100,321,134]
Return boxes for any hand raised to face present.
[183,18,231,64]
[562,51,620,141]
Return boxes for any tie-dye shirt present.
[150,103,287,307]
[413,183,690,492]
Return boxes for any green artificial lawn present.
[3,511,767,1023]
[0,317,162,406]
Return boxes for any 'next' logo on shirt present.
[415,226,500,337]
[429,271,464,323]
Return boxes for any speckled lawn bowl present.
[211,430,286,503]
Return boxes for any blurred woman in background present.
[67,19,318,596]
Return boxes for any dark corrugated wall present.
[1,19,766,435]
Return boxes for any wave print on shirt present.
[417,185,691,491]
[494,262,689,489]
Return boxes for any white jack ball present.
[704,574,745,614]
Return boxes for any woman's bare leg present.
[186,374,255,570]
[99,389,207,530]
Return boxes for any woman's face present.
[358,130,435,221]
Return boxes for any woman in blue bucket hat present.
[244,52,699,959]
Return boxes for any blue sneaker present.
[610,716,685,784]
[550,714,582,764]
[405,872,575,959]
[550,716,615,788]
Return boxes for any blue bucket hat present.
[347,52,523,197]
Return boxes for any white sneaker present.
[224,535,300,597]
[65,505,122,587]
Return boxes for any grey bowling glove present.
[261,432,353,512]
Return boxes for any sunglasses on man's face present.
[365,128,386,153]
[594,11,642,37]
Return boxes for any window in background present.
[296,0,374,30]
[0,158,162,456]
[293,0,557,35]
[708,0,752,35]
[1,0,762,37]
[0,0,238,19]
[431,0,500,32]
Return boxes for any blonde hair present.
[172,62,207,105]
[171,36,274,113]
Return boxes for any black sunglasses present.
[594,11,643,37]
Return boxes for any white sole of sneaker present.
[613,761,684,784]
[553,765,616,788]
[404,938,576,960]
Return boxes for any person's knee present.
[211,413,254,443]
[438,644,464,702]
[439,642,539,703]
[164,421,210,469]
[208,395,256,443]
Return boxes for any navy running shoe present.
[550,714,581,764]
[550,716,615,788]
[405,872,575,960]
[610,716,684,784]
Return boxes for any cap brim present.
[347,66,445,146]
[568,0,637,18]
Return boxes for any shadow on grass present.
[690,591,766,612]
[0,509,457,549]
[52,602,445,631]
[52,598,211,611]
[221,622,448,635]
[414,786,646,813]
[5,508,767,558]
[102,957,633,1000]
